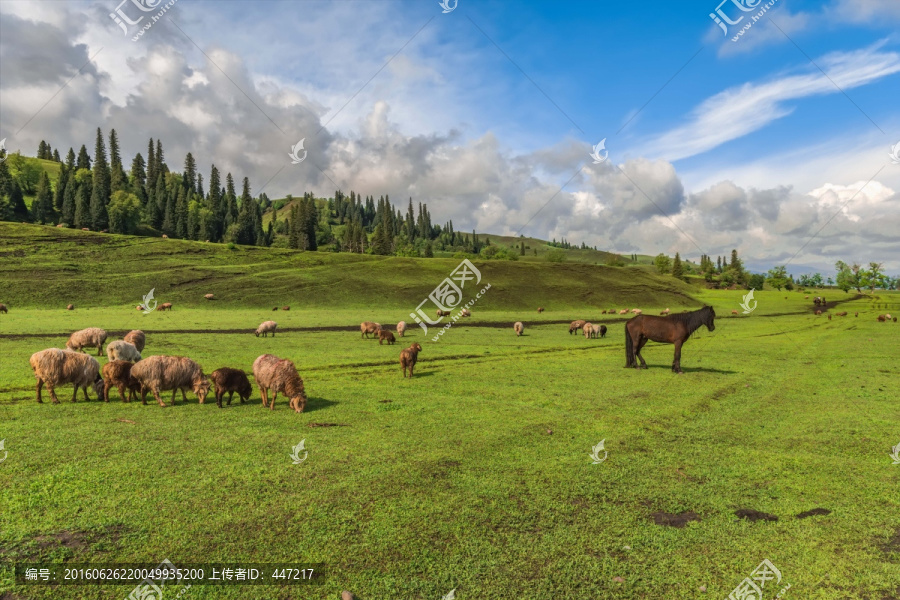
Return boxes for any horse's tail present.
[624,320,633,367]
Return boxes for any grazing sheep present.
[282,306,290,311]
[661,308,670,315]
[514,321,524,336]
[396,321,407,337]
[162,234,168,239]
[855,312,858,317]
[804,295,809,299]
[894,317,898,323]
[619,309,629,315]
[66,304,74,310]
[815,310,822,316]
[360,321,380,338]
[158,302,173,311]
[123,330,146,352]
[877,314,887,322]
[210,367,253,408]
[888,314,894,320]
[135,305,142,311]
[631,308,642,315]
[731,310,739,315]
[102,360,140,402]
[30,348,103,404]
[596,324,607,338]
[0,303,7,313]
[538,307,545,313]
[56,223,64,228]
[130,355,211,407]
[66,327,108,356]
[583,323,593,339]
[252,354,307,412]
[204,294,214,300]
[828,314,832,321]
[81,228,89,231]
[378,330,396,345]
[436,309,451,318]
[569,320,586,334]
[106,340,142,363]
[273,307,279,311]
[601,310,607,314]
[461,308,471,317]
[399,343,422,378]
[256,320,278,337]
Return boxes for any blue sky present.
[1,0,898,272]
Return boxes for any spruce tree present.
[74,183,91,228]
[175,187,188,239]
[76,145,91,171]
[183,153,197,193]
[162,183,176,236]
[32,171,55,223]
[109,129,126,193]
[146,139,156,188]
[90,128,110,230]
[151,174,166,229]
[61,177,76,226]
[38,140,47,159]
[672,252,684,280]
[65,148,76,170]
[54,164,69,212]
[52,149,61,162]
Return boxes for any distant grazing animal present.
[894,317,898,323]
[66,304,74,310]
[0,303,7,313]
[130,355,210,407]
[625,306,716,374]
[602,310,607,314]
[461,308,471,317]
[436,309,451,318]
[378,330,396,345]
[855,312,858,317]
[123,330,146,353]
[583,323,594,339]
[204,294,214,300]
[731,310,738,315]
[81,228,89,231]
[836,312,847,317]
[102,360,141,402]
[56,223,64,228]
[162,234,168,239]
[631,309,642,315]
[273,307,279,311]
[360,321,380,338]
[804,295,809,299]
[828,314,832,321]
[396,321,407,337]
[514,321,524,336]
[661,308,670,315]
[66,327,107,356]
[399,343,422,378]
[30,348,104,403]
[135,305,143,311]
[282,306,290,311]
[105,340,142,363]
[569,320,586,334]
[252,354,307,412]
[594,324,606,338]
[256,321,278,337]
[815,310,822,316]
[877,314,887,322]
[887,314,893,320]
[538,307,545,313]
[210,367,253,408]
[619,309,629,315]
[158,303,173,311]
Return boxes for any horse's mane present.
[666,306,712,334]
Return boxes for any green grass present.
[0,226,898,599]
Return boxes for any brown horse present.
[625,306,715,373]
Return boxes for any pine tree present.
[54,164,69,213]
[52,149,61,162]
[65,148,76,170]
[74,183,91,229]
[146,139,156,188]
[155,139,165,176]
[161,182,176,236]
[196,173,204,199]
[90,127,110,230]
[175,187,188,239]
[61,177,76,226]
[131,153,147,202]
[183,152,197,193]
[76,145,91,171]
[109,129,126,193]
[32,171,55,224]
[672,252,684,280]
[38,140,47,159]
[151,174,166,229]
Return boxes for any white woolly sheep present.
[106,340,142,363]
[256,321,278,337]
[66,327,108,356]
[30,348,103,403]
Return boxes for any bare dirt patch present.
[735,509,778,522]
[651,511,701,528]
[796,508,831,519]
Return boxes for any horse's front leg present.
[672,340,684,374]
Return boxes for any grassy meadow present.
[0,223,899,599]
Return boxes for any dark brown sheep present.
[400,343,422,378]
[436,309,451,318]
[158,302,173,311]
[877,314,887,322]
[273,306,279,311]
[378,330,396,345]
[836,312,848,317]
[0,303,7,313]
[210,367,253,408]
[537,307,544,313]
[102,360,141,402]
[282,306,290,311]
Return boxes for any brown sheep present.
[256,320,278,337]
[894,317,898,323]
[162,234,168,239]
[815,310,822,316]
[836,312,848,317]
[601,310,607,314]
[399,343,422,378]
[619,309,629,315]
[514,321,524,336]
[66,327,108,356]
[282,306,290,311]
[158,303,173,311]
[828,314,832,321]
[204,294,215,300]
[583,323,593,339]
[130,355,211,407]
[273,307,279,311]
[877,314,887,322]
[252,354,307,412]
[396,321,407,337]
[102,360,141,402]
[66,304,74,310]
[135,305,143,311]
[0,303,7,313]
[436,309,451,318]
[378,330,396,345]
[123,330,146,352]
[210,367,253,408]
[360,321,380,338]
[569,320,586,334]
[731,310,739,315]
[81,227,89,231]
[30,348,104,403]
[461,308,471,317]
[538,307,545,313]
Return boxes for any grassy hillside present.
[0,222,699,310]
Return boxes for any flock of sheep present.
[28,327,309,412]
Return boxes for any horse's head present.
[704,306,716,331]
